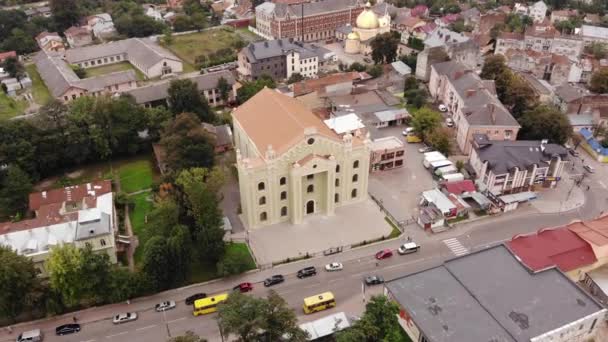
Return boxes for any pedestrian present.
[587,185,590,191]
[375,262,379,267]
[73,316,77,323]
[126,299,131,305]
[7,326,12,334]
[407,236,412,242]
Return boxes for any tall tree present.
[236,75,276,104]
[216,77,231,103]
[517,105,572,145]
[590,68,608,94]
[0,164,33,219]
[426,128,452,156]
[1,57,25,79]
[370,32,400,64]
[46,244,87,307]
[262,290,308,341]
[410,107,443,139]
[0,246,38,322]
[336,295,402,342]
[142,236,172,291]
[50,0,81,31]
[168,79,214,123]
[160,113,215,172]
[502,74,538,118]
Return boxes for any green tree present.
[142,236,172,291]
[403,75,418,92]
[399,52,417,71]
[169,331,207,342]
[336,295,402,342]
[502,74,538,118]
[71,64,87,79]
[584,42,607,59]
[0,246,38,321]
[46,244,86,307]
[216,76,231,103]
[480,54,509,82]
[1,57,25,79]
[349,62,367,72]
[287,72,304,84]
[168,79,215,123]
[410,107,442,139]
[370,32,400,64]
[115,13,166,38]
[236,75,276,104]
[590,68,608,94]
[426,128,452,156]
[166,225,192,285]
[191,12,207,32]
[517,105,572,145]
[50,0,81,31]
[368,64,384,78]
[262,290,308,341]
[163,28,173,45]
[1,28,38,54]
[160,112,215,172]
[0,164,33,219]
[216,245,252,276]
[404,88,428,109]
[407,36,424,51]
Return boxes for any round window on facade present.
[307,138,315,145]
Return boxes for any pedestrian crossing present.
[443,238,469,257]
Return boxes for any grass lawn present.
[25,64,52,106]
[85,62,146,81]
[129,191,154,263]
[0,92,27,120]
[188,243,256,283]
[118,158,155,193]
[161,28,243,67]
[384,217,402,239]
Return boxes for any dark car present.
[233,282,254,293]
[364,275,385,286]
[375,249,393,260]
[55,323,80,336]
[297,266,317,279]
[264,275,285,287]
[569,149,579,157]
[185,293,207,305]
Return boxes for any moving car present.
[438,104,447,112]
[364,275,384,286]
[418,144,433,153]
[297,266,317,279]
[584,165,595,173]
[185,293,207,305]
[375,249,393,260]
[446,118,454,127]
[55,324,80,336]
[233,282,254,293]
[398,242,420,255]
[155,301,176,312]
[325,262,344,272]
[112,312,138,324]
[264,274,285,287]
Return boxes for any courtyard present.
[85,61,146,81]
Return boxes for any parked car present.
[264,274,285,287]
[55,324,80,336]
[155,301,176,312]
[112,312,138,324]
[438,104,448,112]
[233,282,254,293]
[446,118,454,127]
[584,165,595,173]
[16,329,43,342]
[418,144,433,153]
[375,249,393,260]
[569,149,579,157]
[185,293,207,305]
[325,262,344,272]
[398,242,420,255]
[297,266,317,279]
[402,127,414,136]
[365,275,384,285]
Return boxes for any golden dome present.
[347,31,360,40]
[356,3,379,30]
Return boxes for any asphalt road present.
[4,153,607,342]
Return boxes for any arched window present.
[258,182,265,191]
[335,193,339,203]
[280,191,287,200]
[280,177,286,185]
[351,189,357,198]
[259,196,266,205]
[307,184,314,193]
[260,212,267,221]
[353,160,359,169]
[352,174,358,183]
[281,206,287,216]
[336,164,340,173]
[335,178,340,187]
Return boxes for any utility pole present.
[162,309,171,338]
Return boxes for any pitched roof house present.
[64,26,93,48]
[35,31,65,52]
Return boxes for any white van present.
[430,159,453,171]
[16,329,43,342]
[442,173,465,182]
[435,165,458,176]
[398,242,420,255]
[423,151,447,168]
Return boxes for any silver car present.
[155,301,176,312]
[112,312,138,324]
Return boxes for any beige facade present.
[233,88,370,229]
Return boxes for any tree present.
[410,107,442,139]
[0,164,33,219]
[370,32,400,64]
[1,57,25,79]
[426,128,452,156]
[261,290,308,342]
[287,72,304,84]
[142,236,172,291]
[349,62,367,72]
[407,36,424,51]
[216,245,252,276]
[517,105,572,145]
[336,295,402,342]
[502,74,538,118]
[584,42,607,59]
[163,28,173,45]
[236,75,276,104]
[216,76,231,103]
[403,75,418,92]
[590,68,608,94]
[1,28,38,54]
[115,13,166,38]
[168,79,215,123]
[367,64,383,78]
[400,51,417,70]
[71,64,86,79]
[160,112,215,172]
[0,246,38,321]
[50,0,81,31]
[169,331,207,342]
[480,54,509,82]
[46,244,86,307]
[404,88,428,109]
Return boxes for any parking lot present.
[367,125,437,223]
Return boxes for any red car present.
[233,282,253,293]
[375,249,393,260]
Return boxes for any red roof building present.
[507,227,597,273]
[441,180,476,195]
[0,51,17,63]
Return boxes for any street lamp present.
[162,309,171,338]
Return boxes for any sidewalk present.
[531,175,585,214]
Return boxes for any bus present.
[303,292,336,314]
[193,293,229,316]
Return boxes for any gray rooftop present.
[271,0,360,19]
[243,39,331,62]
[580,25,608,40]
[474,138,568,174]
[554,84,587,103]
[424,28,470,48]
[125,70,235,104]
[387,245,604,342]
[75,212,111,240]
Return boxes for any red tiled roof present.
[0,51,17,62]
[29,180,112,211]
[293,72,359,97]
[507,227,597,272]
[442,180,476,195]
[569,215,608,246]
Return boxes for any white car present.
[446,118,454,127]
[155,301,176,312]
[112,312,138,324]
[398,242,420,255]
[325,262,344,272]
[438,104,448,112]
[402,127,414,136]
